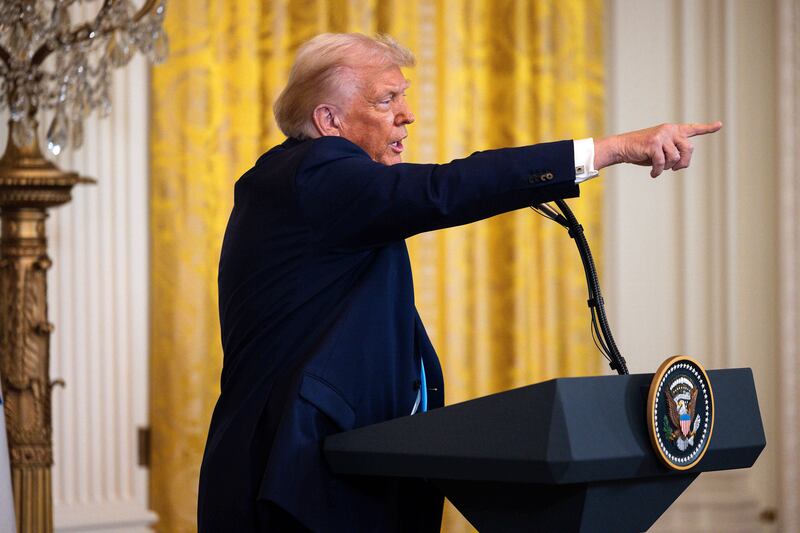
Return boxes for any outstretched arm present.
[594,121,723,178]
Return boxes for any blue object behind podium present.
[324,368,765,532]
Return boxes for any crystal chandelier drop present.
[0,0,167,156]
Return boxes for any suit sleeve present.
[294,136,580,248]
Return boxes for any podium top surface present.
[324,368,765,484]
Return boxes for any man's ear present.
[312,105,343,137]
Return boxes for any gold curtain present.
[149,1,604,531]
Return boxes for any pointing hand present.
[594,121,723,178]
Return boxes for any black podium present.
[324,368,765,532]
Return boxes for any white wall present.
[606,0,785,530]
[49,54,154,532]
[0,55,154,533]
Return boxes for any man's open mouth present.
[390,140,404,153]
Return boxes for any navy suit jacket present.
[197,136,579,532]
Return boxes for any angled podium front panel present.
[324,369,765,532]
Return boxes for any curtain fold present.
[149,1,604,531]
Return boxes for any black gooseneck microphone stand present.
[531,200,629,375]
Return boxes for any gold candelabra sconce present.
[0,2,167,531]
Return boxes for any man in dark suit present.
[197,33,720,532]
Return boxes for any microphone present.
[530,201,629,375]
[531,203,568,227]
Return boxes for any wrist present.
[593,135,622,170]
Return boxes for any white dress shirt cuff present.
[573,138,600,183]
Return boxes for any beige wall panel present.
[606,0,783,530]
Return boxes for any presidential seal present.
[647,356,714,470]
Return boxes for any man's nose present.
[396,105,415,126]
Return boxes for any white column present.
[605,0,779,529]
[777,0,800,530]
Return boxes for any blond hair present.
[273,33,415,139]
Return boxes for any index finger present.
[682,121,723,137]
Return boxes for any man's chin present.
[381,154,403,166]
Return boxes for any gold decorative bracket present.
[0,120,89,532]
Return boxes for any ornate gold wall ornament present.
[0,121,86,532]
